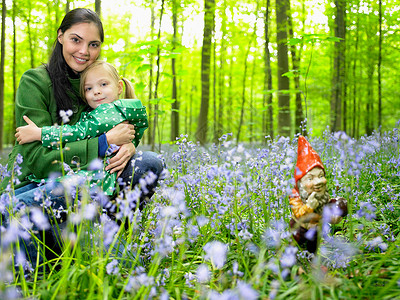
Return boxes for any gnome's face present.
[299,167,327,199]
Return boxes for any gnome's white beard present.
[298,181,330,212]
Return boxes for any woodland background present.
[0,0,399,151]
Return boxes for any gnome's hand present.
[306,192,319,209]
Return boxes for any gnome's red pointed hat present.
[294,135,325,189]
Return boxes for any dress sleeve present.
[14,69,99,180]
[41,103,128,150]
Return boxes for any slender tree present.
[66,0,70,13]
[152,0,165,150]
[351,6,360,137]
[237,26,257,144]
[217,0,227,140]
[276,0,291,136]
[330,0,346,132]
[288,0,303,133]
[378,0,382,128]
[170,0,180,141]
[196,0,215,145]
[0,0,5,150]
[264,0,273,139]
[12,0,17,142]
[147,0,155,145]
[95,0,101,18]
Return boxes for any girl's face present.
[84,66,123,109]
[58,22,102,74]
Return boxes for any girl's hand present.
[105,121,136,146]
[15,116,42,144]
[105,142,136,178]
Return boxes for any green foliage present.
[2,0,400,144]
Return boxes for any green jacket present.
[1,66,99,191]
[40,99,149,195]
[41,99,148,149]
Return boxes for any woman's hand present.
[105,142,136,178]
[15,116,42,144]
[105,121,136,146]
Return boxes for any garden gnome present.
[289,136,347,253]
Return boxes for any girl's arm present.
[15,116,42,144]
[41,102,144,149]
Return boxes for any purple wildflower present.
[59,109,73,123]
[106,259,120,275]
[30,208,50,230]
[89,158,104,171]
[236,280,259,300]
[203,241,228,269]
[280,246,298,268]
[196,264,210,283]
[106,144,120,156]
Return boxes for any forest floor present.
[1,128,400,299]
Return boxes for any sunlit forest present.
[0,0,399,148]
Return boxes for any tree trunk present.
[95,0,101,18]
[212,30,217,143]
[236,39,251,144]
[196,0,214,145]
[66,0,70,13]
[147,1,155,145]
[249,52,256,143]
[366,64,374,135]
[170,0,179,141]
[330,0,346,132]
[0,0,5,150]
[12,0,16,143]
[264,0,273,140]
[217,0,226,141]
[26,10,35,69]
[288,0,303,133]
[152,0,165,151]
[378,0,382,128]
[276,0,291,136]
[352,10,359,137]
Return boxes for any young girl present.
[15,60,149,195]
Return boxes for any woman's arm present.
[14,68,99,180]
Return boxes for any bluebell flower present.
[106,259,120,275]
[366,236,388,252]
[203,241,228,269]
[89,158,104,171]
[184,272,195,287]
[196,264,210,283]
[59,109,73,123]
[106,144,120,156]
[236,280,259,300]
[30,208,50,230]
[280,246,298,268]
[15,250,33,273]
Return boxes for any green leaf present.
[134,82,146,94]
[136,64,152,73]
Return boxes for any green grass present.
[1,127,400,299]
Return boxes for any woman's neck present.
[66,64,80,79]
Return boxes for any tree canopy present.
[1,0,399,148]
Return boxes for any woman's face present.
[58,22,102,74]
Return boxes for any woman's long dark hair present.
[46,8,104,122]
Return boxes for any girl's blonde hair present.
[80,60,136,103]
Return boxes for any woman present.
[1,8,163,265]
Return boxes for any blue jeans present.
[2,151,164,269]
